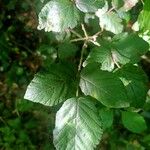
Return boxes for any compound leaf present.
[121,111,147,133]
[37,0,80,32]
[80,63,129,108]
[24,63,77,106]
[53,96,103,150]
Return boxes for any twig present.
[94,30,103,37]
[70,26,102,46]
[76,42,88,97]
[81,24,88,39]
[69,29,82,38]
[78,42,87,71]
[107,7,115,13]
[111,52,121,68]
[70,37,87,42]
[140,0,144,5]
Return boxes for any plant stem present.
[107,7,115,13]
[70,37,87,42]
[111,53,121,68]
[140,0,144,5]
[81,24,88,38]
[69,29,82,38]
[78,42,87,72]
[76,42,87,97]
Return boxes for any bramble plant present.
[24,0,150,149]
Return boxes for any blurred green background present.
[0,0,56,149]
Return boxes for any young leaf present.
[37,0,80,32]
[96,2,123,34]
[121,111,147,133]
[80,63,129,108]
[53,97,103,150]
[75,0,104,13]
[115,64,149,107]
[24,63,77,106]
[99,108,114,129]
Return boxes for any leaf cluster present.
[24,0,150,149]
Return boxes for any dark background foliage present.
[0,0,55,149]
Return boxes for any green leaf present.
[112,33,149,64]
[37,0,80,32]
[80,63,129,108]
[24,63,77,106]
[99,108,114,129]
[121,111,147,133]
[75,0,104,13]
[112,0,124,9]
[84,34,149,71]
[116,7,130,22]
[138,0,150,32]
[83,42,115,71]
[58,42,78,59]
[96,2,123,34]
[115,64,148,107]
[53,97,103,150]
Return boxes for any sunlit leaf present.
[24,63,77,106]
[84,33,149,71]
[54,97,103,150]
[75,0,104,13]
[80,63,129,108]
[37,0,80,32]
[96,2,123,34]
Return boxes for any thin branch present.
[69,29,82,38]
[107,7,115,13]
[140,0,144,5]
[81,24,88,39]
[76,42,88,97]
[111,53,121,68]
[70,37,87,43]
[89,40,100,46]
[78,42,87,72]
[93,30,103,37]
